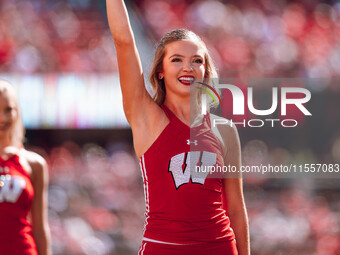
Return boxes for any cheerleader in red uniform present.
[106,1,250,254]
[0,80,51,255]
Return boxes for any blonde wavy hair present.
[149,29,218,105]
[0,80,25,147]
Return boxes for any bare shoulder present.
[209,113,240,154]
[20,150,48,181]
[21,150,47,167]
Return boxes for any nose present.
[182,60,193,72]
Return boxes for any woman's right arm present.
[106,0,168,157]
[106,0,148,122]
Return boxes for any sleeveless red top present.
[139,104,235,244]
[0,154,38,255]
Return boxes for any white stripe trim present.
[141,155,148,181]
[143,237,199,245]
[138,242,147,255]
[142,156,149,210]
[140,155,150,235]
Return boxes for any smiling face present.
[0,81,23,147]
[160,40,206,100]
[0,90,18,137]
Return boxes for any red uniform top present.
[0,154,38,255]
[139,104,235,244]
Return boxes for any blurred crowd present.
[29,139,340,255]
[246,185,340,255]
[0,0,117,73]
[138,0,340,79]
[1,0,340,79]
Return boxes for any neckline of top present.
[161,104,209,130]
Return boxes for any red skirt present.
[138,239,238,255]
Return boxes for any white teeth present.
[179,77,194,82]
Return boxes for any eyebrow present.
[169,54,204,59]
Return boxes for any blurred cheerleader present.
[0,80,51,255]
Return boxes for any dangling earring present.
[158,73,163,79]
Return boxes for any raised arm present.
[106,0,168,157]
[106,0,148,120]
[106,0,134,44]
